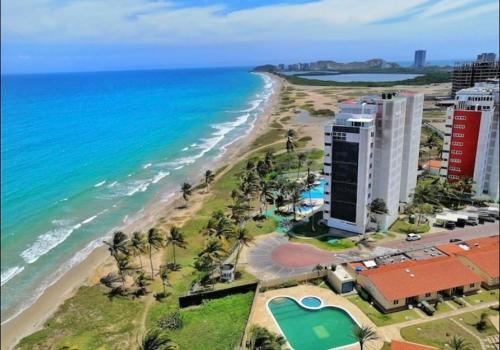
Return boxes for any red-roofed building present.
[357,256,482,312]
[391,340,438,350]
[437,235,499,288]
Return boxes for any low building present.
[391,340,438,350]
[355,256,482,312]
[437,236,499,289]
[327,264,355,294]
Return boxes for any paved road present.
[381,222,499,250]
[244,222,499,280]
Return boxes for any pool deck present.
[248,285,384,350]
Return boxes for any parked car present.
[445,222,456,230]
[449,238,462,243]
[478,215,496,223]
[406,233,422,241]
[465,219,478,226]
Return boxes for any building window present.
[450,158,461,163]
[455,115,466,120]
[393,300,399,305]
[451,150,462,155]
[454,125,465,129]
[453,133,464,138]
[425,293,431,297]
[450,167,461,172]
[452,141,463,146]
[469,283,475,288]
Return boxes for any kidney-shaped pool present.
[268,296,358,350]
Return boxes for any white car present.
[406,233,422,241]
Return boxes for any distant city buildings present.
[277,64,285,71]
[413,50,426,68]
[440,81,499,201]
[477,52,497,63]
[323,92,424,233]
[451,59,499,97]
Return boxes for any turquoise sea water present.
[1,68,274,321]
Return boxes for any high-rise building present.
[323,92,423,233]
[477,53,497,63]
[440,82,499,200]
[323,113,375,234]
[451,60,499,97]
[414,50,426,68]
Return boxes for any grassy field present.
[390,219,430,234]
[289,236,355,251]
[452,307,499,337]
[464,288,499,305]
[169,292,254,350]
[18,285,147,350]
[401,317,482,349]
[434,301,454,314]
[346,295,421,327]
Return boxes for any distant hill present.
[253,59,401,72]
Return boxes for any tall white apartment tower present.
[323,113,375,233]
[399,92,424,202]
[325,92,422,233]
[440,82,499,200]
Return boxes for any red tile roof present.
[391,340,438,350]
[359,256,482,301]
[437,236,499,278]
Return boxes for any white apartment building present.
[324,92,423,233]
[440,82,499,200]
[323,113,375,233]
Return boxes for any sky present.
[1,0,499,73]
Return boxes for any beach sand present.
[1,75,452,349]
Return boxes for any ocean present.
[1,67,274,322]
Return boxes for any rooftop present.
[359,256,482,301]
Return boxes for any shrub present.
[157,310,183,331]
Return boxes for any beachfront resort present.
[4,63,500,350]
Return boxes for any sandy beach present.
[1,74,452,349]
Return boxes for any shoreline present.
[1,72,284,350]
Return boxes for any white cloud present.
[1,0,498,45]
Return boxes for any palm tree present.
[448,336,471,350]
[138,329,178,350]
[199,239,225,287]
[296,152,307,178]
[288,181,303,221]
[352,325,379,350]
[116,255,135,289]
[234,227,253,264]
[180,182,192,204]
[286,129,296,168]
[264,150,274,172]
[130,231,146,269]
[104,231,129,261]
[146,227,164,279]
[134,271,149,296]
[166,226,187,269]
[229,198,251,226]
[313,264,323,276]
[159,266,169,295]
[259,179,274,216]
[204,170,215,191]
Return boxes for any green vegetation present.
[390,219,430,234]
[434,301,454,314]
[168,292,254,350]
[279,69,451,87]
[453,308,499,336]
[401,318,481,349]
[289,236,355,251]
[464,288,499,305]
[347,295,421,326]
[18,285,146,350]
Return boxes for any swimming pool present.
[301,178,326,200]
[268,296,358,350]
[301,296,322,308]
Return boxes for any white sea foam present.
[143,163,152,169]
[126,179,151,196]
[94,180,106,187]
[152,171,169,184]
[1,266,25,287]
[174,166,184,170]
[108,181,118,188]
[181,147,189,151]
[190,143,197,147]
[20,210,108,264]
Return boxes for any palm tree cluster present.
[102,226,188,296]
[248,326,286,350]
[413,175,476,210]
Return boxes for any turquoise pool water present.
[268,297,357,350]
[301,296,322,308]
[301,179,325,200]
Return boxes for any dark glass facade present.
[329,140,359,223]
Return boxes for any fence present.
[178,281,258,308]
[259,269,328,288]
